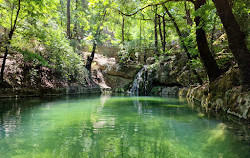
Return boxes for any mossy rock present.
[151,86,164,95]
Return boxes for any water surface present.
[0,95,249,158]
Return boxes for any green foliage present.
[0,0,248,86]
[191,58,203,70]
[18,49,49,67]
[117,48,131,64]
[0,0,89,85]
[117,40,145,64]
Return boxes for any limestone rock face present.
[93,53,139,90]
[186,68,250,120]
[105,64,138,79]
[103,74,132,90]
[151,86,164,95]
[151,86,184,96]
[161,86,180,96]
[153,54,203,87]
[130,53,204,96]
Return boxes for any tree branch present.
[9,0,21,39]
[117,0,194,17]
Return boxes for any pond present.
[0,95,249,158]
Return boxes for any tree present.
[67,0,71,39]
[193,0,221,81]
[162,14,166,53]
[122,16,125,45]
[0,0,21,82]
[158,14,164,52]
[184,1,193,26]
[85,4,107,73]
[117,0,222,82]
[154,6,158,54]
[212,0,250,90]
[163,4,202,84]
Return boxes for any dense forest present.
[0,0,249,94]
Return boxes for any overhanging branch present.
[117,0,194,17]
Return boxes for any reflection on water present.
[0,95,249,158]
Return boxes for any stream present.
[0,95,249,158]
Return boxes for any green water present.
[0,95,249,158]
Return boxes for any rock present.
[161,86,179,96]
[151,86,164,95]
[153,54,201,87]
[179,87,189,97]
[103,74,133,91]
[105,64,138,79]
[154,63,177,85]
[146,57,156,65]
[186,68,250,120]
[0,80,12,88]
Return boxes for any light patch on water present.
[207,123,227,144]
[198,113,205,117]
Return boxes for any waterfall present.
[130,65,154,95]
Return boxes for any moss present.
[178,88,188,97]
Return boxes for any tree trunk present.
[67,0,71,39]
[164,6,192,59]
[154,6,158,54]
[162,14,166,53]
[85,42,97,72]
[0,46,9,82]
[122,16,125,45]
[212,0,250,90]
[139,19,141,46]
[158,14,164,52]
[184,1,193,26]
[60,0,64,27]
[74,0,78,40]
[194,0,221,82]
[210,15,217,54]
[144,49,147,64]
[85,10,106,73]
[164,5,202,84]
[0,0,21,82]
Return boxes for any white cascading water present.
[130,65,153,95]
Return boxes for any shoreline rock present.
[0,85,102,99]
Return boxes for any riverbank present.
[147,67,250,121]
[185,69,250,120]
[0,85,102,99]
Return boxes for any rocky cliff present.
[186,68,249,120]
